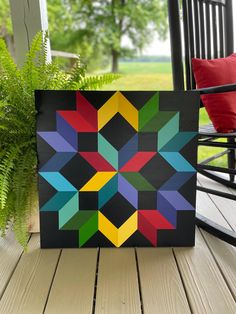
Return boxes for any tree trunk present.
[111,49,119,72]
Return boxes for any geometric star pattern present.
[37,90,199,248]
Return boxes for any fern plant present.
[0,31,119,248]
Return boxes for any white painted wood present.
[45,248,98,314]
[137,248,191,314]
[0,230,25,298]
[9,0,51,66]
[0,228,235,313]
[201,229,236,298]
[0,234,60,314]
[196,179,232,230]
[174,228,236,313]
[198,174,236,231]
[51,50,78,59]
[95,248,142,314]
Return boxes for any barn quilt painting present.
[36,90,199,248]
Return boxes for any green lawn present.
[102,62,173,90]
[101,62,227,167]
[115,62,172,74]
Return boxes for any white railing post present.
[9,0,51,67]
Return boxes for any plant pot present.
[28,185,40,233]
[28,207,40,233]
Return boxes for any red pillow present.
[192,54,236,133]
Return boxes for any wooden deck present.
[0,175,235,314]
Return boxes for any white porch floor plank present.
[174,228,236,314]
[44,248,98,314]
[136,248,191,314]
[201,229,236,299]
[196,185,231,230]
[95,248,141,314]
[0,230,25,299]
[198,174,236,231]
[0,234,60,314]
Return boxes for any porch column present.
[9,0,51,67]
[167,0,184,91]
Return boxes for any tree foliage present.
[47,0,168,72]
[0,0,12,37]
[0,0,15,56]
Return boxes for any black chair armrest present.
[194,83,236,95]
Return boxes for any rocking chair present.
[168,0,236,245]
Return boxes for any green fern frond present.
[62,57,86,89]
[0,192,14,236]
[37,30,49,68]
[13,214,29,249]
[0,40,23,102]
[22,31,44,93]
[11,149,36,247]
[0,147,20,210]
[78,73,121,90]
[0,40,19,79]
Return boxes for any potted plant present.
[0,32,118,248]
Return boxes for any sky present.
[143,3,236,56]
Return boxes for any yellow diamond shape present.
[98,91,138,131]
[98,211,137,247]
[80,172,116,191]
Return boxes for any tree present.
[57,0,168,72]
[47,0,108,71]
[0,0,14,57]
